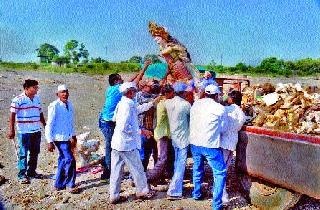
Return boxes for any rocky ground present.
[0,69,319,209]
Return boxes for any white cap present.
[205,84,221,95]
[57,84,68,92]
[119,82,137,93]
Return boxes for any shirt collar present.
[57,98,68,105]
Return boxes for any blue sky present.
[0,0,320,65]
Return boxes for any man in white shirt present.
[165,82,191,200]
[8,79,46,184]
[45,85,79,193]
[220,90,246,203]
[189,84,227,210]
[109,82,157,204]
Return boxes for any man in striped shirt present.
[7,79,46,184]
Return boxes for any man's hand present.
[48,142,55,152]
[7,130,15,139]
[153,96,162,105]
[143,59,152,68]
[70,136,77,150]
[141,129,153,139]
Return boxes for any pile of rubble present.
[76,131,102,168]
[242,83,320,135]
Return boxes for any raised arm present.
[128,60,152,83]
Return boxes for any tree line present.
[2,40,320,76]
[207,57,320,77]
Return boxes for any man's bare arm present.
[7,112,16,139]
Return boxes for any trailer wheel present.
[240,174,301,209]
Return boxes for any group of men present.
[7,61,246,209]
[99,62,246,209]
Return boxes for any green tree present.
[64,40,79,64]
[79,43,89,63]
[128,55,142,63]
[258,57,286,74]
[36,43,60,63]
[235,62,249,72]
[144,54,162,63]
[91,57,107,63]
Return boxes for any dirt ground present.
[0,69,319,209]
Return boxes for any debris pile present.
[242,83,320,134]
[76,131,101,167]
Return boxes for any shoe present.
[166,195,183,200]
[19,177,30,184]
[27,173,43,179]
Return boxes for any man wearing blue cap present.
[164,81,191,200]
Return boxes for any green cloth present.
[144,63,168,79]
[154,99,170,141]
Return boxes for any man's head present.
[57,84,69,103]
[173,82,188,98]
[120,82,137,99]
[108,73,123,86]
[227,90,242,106]
[139,79,153,93]
[204,84,221,101]
[23,79,39,97]
[161,84,174,99]
[204,71,212,79]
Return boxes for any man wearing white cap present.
[164,81,191,200]
[109,82,159,204]
[189,84,227,210]
[45,84,79,193]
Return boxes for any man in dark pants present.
[99,61,151,182]
[147,84,175,184]
[7,79,46,184]
[46,84,79,193]
[136,79,158,171]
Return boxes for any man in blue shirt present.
[99,60,151,183]
[46,84,79,193]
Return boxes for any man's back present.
[101,84,122,121]
[190,98,226,148]
[164,96,191,149]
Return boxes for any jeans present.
[109,149,149,201]
[17,131,41,179]
[139,134,158,171]
[167,146,188,197]
[191,145,226,210]
[54,141,76,189]
[99,114,115,179]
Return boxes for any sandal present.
[110,196,127,204]
[76,166,89,173]
[68,187,80,194]
[136,190,156,200]
[19,177,30,184]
